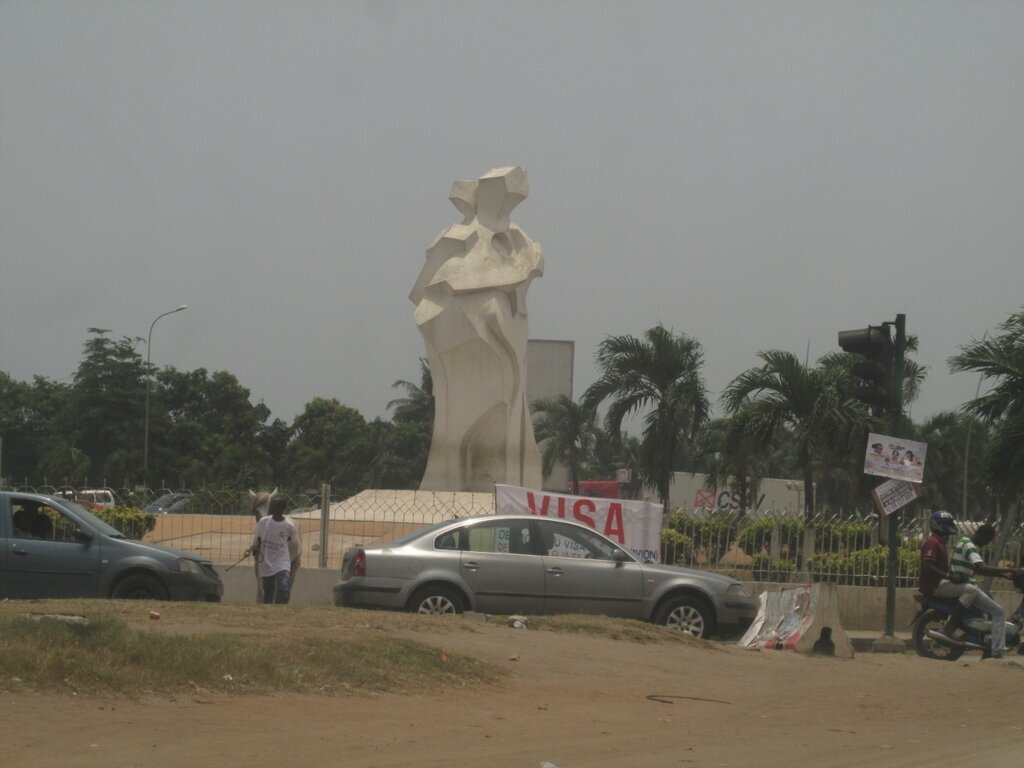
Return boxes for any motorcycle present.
[912,574,1024,661]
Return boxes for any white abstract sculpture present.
[410,166,544,492]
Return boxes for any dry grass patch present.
[0,601,504,697]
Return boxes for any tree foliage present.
[949,308,1024,500]
[722,350,872,522]
[583,325,710,511]
[530,395,600,494]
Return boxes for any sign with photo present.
[863,432,927,483]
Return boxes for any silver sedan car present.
[333,514,755,638]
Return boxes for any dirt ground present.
[4,612,1023,768]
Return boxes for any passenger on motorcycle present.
[919,512,1015,658]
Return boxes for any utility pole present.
[882,313,906,639]
[839,313,907,651]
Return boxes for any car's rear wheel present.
[112,573,170,600]
[654,595,715,638]
[408,584,464,615]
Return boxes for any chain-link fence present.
[2,484,494,571]
[5,483,1020,584]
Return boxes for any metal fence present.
[5,483,1021,584]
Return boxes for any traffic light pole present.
[883,313,906,639]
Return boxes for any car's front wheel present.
[654,595,715,638]
[112,573,170,600]
[408,584,465,615]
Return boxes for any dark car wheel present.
[112,574,170,600]
[655,595,715,638]
[408,584,465,615]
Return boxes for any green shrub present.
[669,511,739,563]
[750,553,797,582]
[736,518,804,556]
[660,528,694,565]
[808,545,920,587]
[814,520,874,553]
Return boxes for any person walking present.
[251,495,299,605]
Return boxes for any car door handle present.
[545,566,564,575]
[463,561,480,572]
[11,545,29,556]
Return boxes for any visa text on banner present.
[495,484,664,564]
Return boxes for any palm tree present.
[697,413,768,516]
[913,411,994,518]
[722,350,869,523]
[530,395,600,494]
[901,335,928,416]
[948,309,1024,500]
[582,325,710,512]
[388,358,433,427]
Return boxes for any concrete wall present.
[224,567,1023,633]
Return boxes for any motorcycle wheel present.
[913,608,965,661]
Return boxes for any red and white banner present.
[495,484,663,563]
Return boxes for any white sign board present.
[495,484,664,563]
[863,432,927,483]
[871,478,921,516]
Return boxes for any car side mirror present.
[73,528,94,543]
[612,549,631,564]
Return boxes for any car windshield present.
[148,494,177,508]
[55,498,126,537]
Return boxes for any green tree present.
[949,309,1024,500]
[286,397,372,497]
[156,368,275,488]
[362,418,430,490]
[71,330,147,485]
[900,335,928,416]
[530,395,600,494]
[723,350,870,522]
[379,359,434,488]
[0,373,73,486]
[388,359,434,427]
[697,412,769,515]
[583,325,710,512]
[913,411,994,518]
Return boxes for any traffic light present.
[838,325,893,414]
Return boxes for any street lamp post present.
[143,305,188,488]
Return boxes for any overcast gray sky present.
[2,1,1022,431]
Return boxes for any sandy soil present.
[4,613,1022,768]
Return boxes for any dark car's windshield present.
[56,498,126,537]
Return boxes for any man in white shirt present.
[251,495,299,604]
[947,522,1016,658]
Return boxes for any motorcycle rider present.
[919,511,1013,658]
[918,511,958,635]
[949,522,1017,658]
